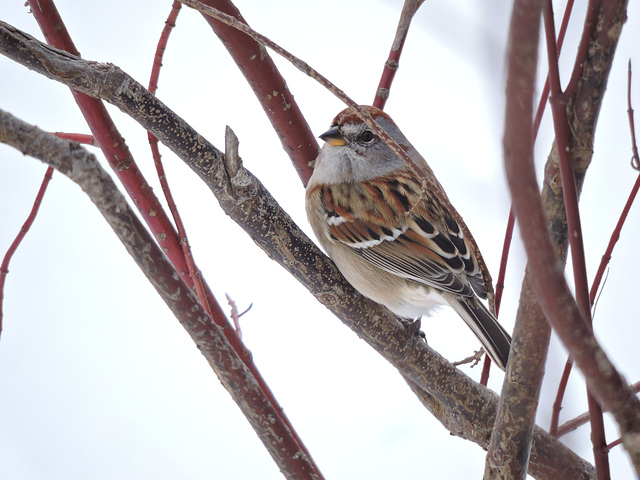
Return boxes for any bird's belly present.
[329,244,447,319]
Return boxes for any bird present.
[305,105,511,370]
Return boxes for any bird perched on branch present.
[305,105,511,370]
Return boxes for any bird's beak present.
[319,126,346,146]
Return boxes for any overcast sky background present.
[1,1,640,478]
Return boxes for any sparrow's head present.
[311,106,411,185]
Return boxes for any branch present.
[486,0,581,472]
[372,0,425,109]
[0,109,324,480]
[484,3,545,478]
[0,23,595,479]
[543,2,610,476]
[26,0,195,288]
[190,0,317,184]
[0,166,53,337]
[502,0,640,473]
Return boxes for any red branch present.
[27,0,193,286]
[494,0,574,318]
[51,132,96,145]
[195,0,317,185]
[542,3,610,477]
[505,0,640,472]
[0,166,54,336]
[27,2,323,476]
[590,62,640,303]
[373,0,424,109]
[551,58,640,444]
[145,2,215,317]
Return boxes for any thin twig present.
[146,1,214,317]
[225,293,247,338]
[52,132,96,145]
[589,60,640,302]
[373,0,425,109]
[556,382,640,437]
[0,166,53,337]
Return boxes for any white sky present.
[1,1,639,478]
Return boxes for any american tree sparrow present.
[306,105,511,370]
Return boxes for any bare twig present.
[373,0,425,109]
[590,60,640,303]
[225,293,251,338]
[452,349,484,369]
[0,166,53,337]
[627,61,640,170]
[51,132,96,145]
[557,382,640,437]
[146,1,215,318]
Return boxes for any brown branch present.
[502,0,640,473]
[487,0,578,458]
[484,3,545,478]
[0,24,596,479]
[0,109,325,480]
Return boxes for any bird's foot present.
[399,317,426,341]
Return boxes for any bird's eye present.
[360,130,375,144]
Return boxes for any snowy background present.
[1,1,639,478]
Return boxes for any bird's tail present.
[448,297,512,371]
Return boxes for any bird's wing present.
[319,172,487,299]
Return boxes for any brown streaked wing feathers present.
[320,172,487,299]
